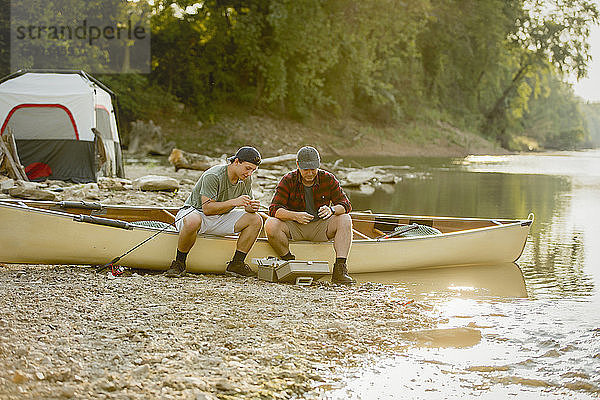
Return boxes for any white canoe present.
[0,200,533,273]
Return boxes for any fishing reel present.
[96,258,127,276]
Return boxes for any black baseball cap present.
[227,146,262,166]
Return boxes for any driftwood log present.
[260,154,296,166]
[168,149,222,171]
[0,128,29,181]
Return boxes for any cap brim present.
[298,161,320,169]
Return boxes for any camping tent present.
[0,70,124,182]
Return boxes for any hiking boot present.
[332,262,354,285]
[165,260,186,278]
[226,261,257,277]
[279,253,295,261]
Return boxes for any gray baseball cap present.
[296,146,320,169]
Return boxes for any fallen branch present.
[168,148,222,171]
[0,128,28,181]
[260,154,296,166]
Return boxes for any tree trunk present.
[483,63,530,147]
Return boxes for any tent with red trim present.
[0,70,124,182]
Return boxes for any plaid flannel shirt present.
[269,169,352,216]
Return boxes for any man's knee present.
[182,214,202,232]
[248,212,263,229]
[338,213,352,229]
[265,217,283,237]
[330,213,352,234]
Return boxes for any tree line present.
[2,0,600,150]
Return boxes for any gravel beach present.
[0,264,438,399]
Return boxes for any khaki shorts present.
[285,218,330,242]
[175,207,246,236]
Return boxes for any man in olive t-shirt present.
[165,146,263,278]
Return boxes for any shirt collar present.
[295,168,321,187]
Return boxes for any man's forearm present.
[274,207,298,221]
[203,199,236,215]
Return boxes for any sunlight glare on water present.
[319,150,600,399]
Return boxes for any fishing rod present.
[96,196,217,275]
[257,204,426,227]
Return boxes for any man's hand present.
[245,199,261,213]
[233,195,252,208]
[294,211,314,224]
[318,205,334,219]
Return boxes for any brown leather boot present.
[226,260,257,277]
[332,262,355,285]
[165,259,186,277]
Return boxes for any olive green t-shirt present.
[184,164,253,211]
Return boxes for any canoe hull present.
[0,202,532,273]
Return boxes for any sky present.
[571,24,600,103]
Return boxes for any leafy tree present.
[7,0,151,73]
[483,0,599,147]
[519,72,587,149]
[580,102,600,147]
[5,0,586,151]
[417,0,520,120]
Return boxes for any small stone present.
[35,371,45,380]
[131,364,150,379]
[215,379,237,392]
[60,385,76,398]
[97,177,132,191]
[196,392,218,400]
[12,371,28,384]
[97,379,117,392]
[131,334,143,342]
[378,174,397,184]
[182,377,208,390]
[344,170,377,186]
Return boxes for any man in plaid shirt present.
[266,146,354,284]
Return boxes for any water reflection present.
[353,263,527,299]
[345,156,596,299]
[347,171,569,222]
[323,152,600,399]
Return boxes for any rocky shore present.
[0,154,419,207]
[0,264,439,399]
[0,156,444,399]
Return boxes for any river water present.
[322,150,600,399]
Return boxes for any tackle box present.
[254,257,330,285]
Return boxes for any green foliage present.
[417,0,519,114]
[137,0,600,150]
[519,72,587,150]
[97,73,179,137]
[482,0,599,147]
[580,102,600,147]
[3,0,597,151]
[7,0,150,73]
